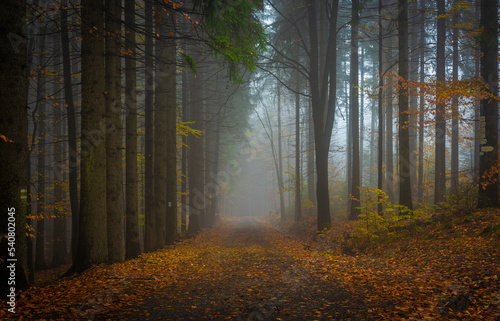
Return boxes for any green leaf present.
[182,54,197,73]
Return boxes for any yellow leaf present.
[0,134,13,143]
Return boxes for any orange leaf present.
[0,134,13,143]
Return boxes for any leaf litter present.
[1,212,499,320]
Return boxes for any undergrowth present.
[285,184,500,257]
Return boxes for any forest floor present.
[1,210,500,320]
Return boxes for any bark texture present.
[105,0,124,263]
[71,0,108,273]
[0,0,30,295]
[477,0,499,208]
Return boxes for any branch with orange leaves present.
[379,73,498,113]
[479,158,500,190]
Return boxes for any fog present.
[220,124,276,219]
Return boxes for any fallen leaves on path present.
[1,213,499,320]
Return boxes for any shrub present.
[350,187,415,246]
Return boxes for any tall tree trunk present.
[198,100,206,228]
[164,19,177,245]
[277,81,285,221]
[35,36,47,271]
[474,65,480,180]
[417,0,425,204]
[187,71,201,234]
[349,0,360,220]
[385,52,394,203]
[307,0,338,231]
[181,65,188,233]
[26,13,39,272]
[53,48,67,266]
[262,99,284,218]
[360,47,365,188]
[204,83,218,227]
[434,0,446,204]
[473,1,480,182]
[295,71,301,222]
[210,116,221,225]
[477,0,499,208]
[0,0,30,295]
[144,0,156,252]
[398,0,413,211]
[105,0,124,264]
[370,83,376,187]
[203,120,211,225]
[154,8,174,243]
[150,7,177,244]
[125,0,141,259]
[409,0,419,202]
[61,0,79,260]
[377,0,385,213]
[346,80,351,211]
[70,0,108,273]
[451,3,459,191]
[26,0,40,283]
[307,97,315,216]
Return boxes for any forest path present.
[7,215,498,320]
[96,216,369,320]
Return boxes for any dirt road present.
[6,214,499,320]
[96,217,368,320]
